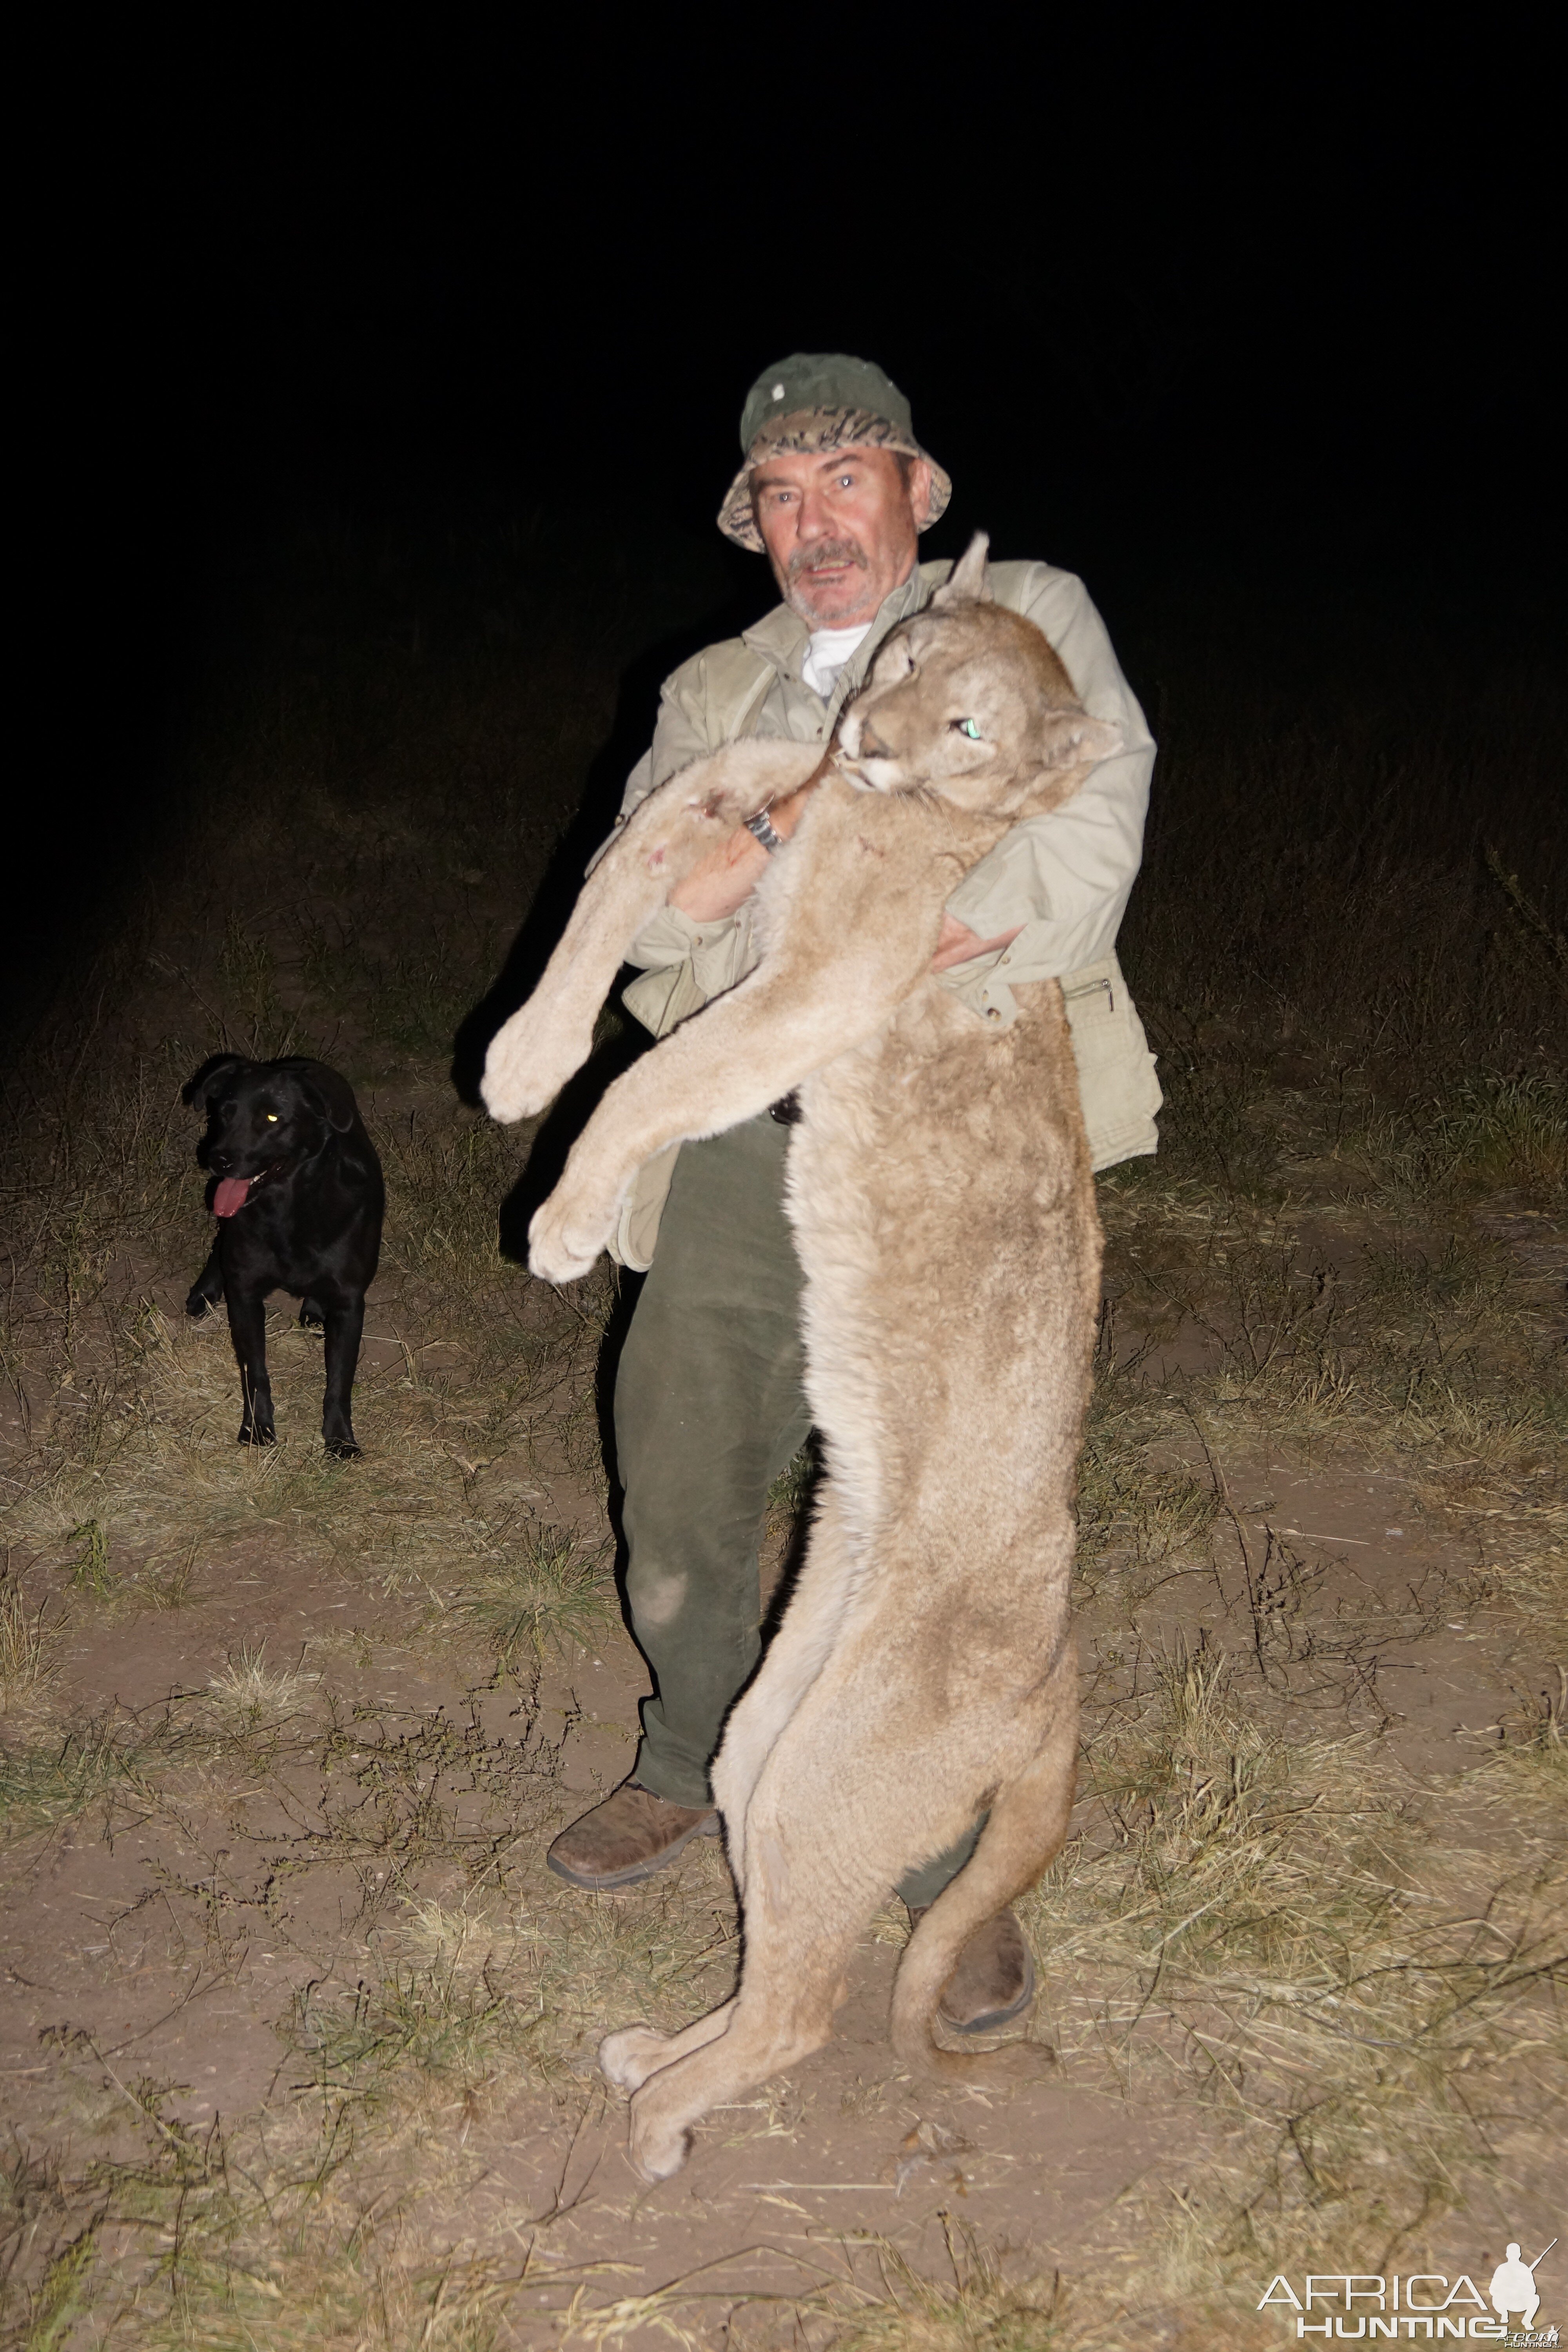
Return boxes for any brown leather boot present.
[546,1780,720,1890]
[907,1905,1037,2035]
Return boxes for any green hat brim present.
[717,408,953,552]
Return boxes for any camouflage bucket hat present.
[717,351,953,552]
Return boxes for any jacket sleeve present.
[615,648,731,825]
[608,650,755,1024]
[942,565,1156,982]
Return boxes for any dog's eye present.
[266,1113,279,1122]
[953,718,983,740]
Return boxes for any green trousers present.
[613,1112,979,1911]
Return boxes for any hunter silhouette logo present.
[1491,2245,1555,2334]
[1257,2240,1557,2341]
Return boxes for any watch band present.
[743,808,786,854]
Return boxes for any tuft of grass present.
[811,2219,1073,2352]
[1434,1071,1567,1200]
[0,1563,61,1716]
[13,2223,100,2352]
[765,1441,817,1530]
[0,1712,173,1840]
[205,1643,321,1730]
[66,1515,114,1595]
[217,914,296,1054]
[453,1525,617,1664]
[141,1540,202,1610]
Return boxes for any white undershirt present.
[800,621,873,700]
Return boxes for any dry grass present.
[205,1645,322,1731]
[0,1563,61,1720]
[1021,1652,1566,2288]
[800,2221,1076,2352]
[1,2095,540,2351]
[0,1710,181,1843]
[7,1287,619,1671]
[293,1838,740,2111]
[453,1526,619,1664]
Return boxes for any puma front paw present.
[528,1188,615,1285]
[599,2025,672,2095]
[626,2102,696,2183]
[481,1012,594,1124]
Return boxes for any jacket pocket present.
[609,1142,681,1272]
[1061,953,1163,1171]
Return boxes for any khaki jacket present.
[606,557,1162,1269]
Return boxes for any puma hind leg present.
[622,1640,1017,2180]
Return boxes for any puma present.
[482,534,1118,2182]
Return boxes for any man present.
[546,354,1161,2034]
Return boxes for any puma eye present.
[954,719,983,740]
[266,1113,279,1122]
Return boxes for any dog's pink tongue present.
[213,1177,252,1218]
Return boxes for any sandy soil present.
[5,1210,1563,2347]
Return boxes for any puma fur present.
[482,535,1118,2181]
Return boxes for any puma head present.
[836,532,1122,817]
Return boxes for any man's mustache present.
[789,537,868,581]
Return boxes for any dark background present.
[17,25,1557,1045]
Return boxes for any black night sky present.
[99,26,1551,551]
[19,24,1558,1032]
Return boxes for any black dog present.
[183,1056,384,1457]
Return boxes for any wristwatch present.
[744,809,786,854]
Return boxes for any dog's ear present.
[182,1053,247,1110]
[295,1062,359,1134]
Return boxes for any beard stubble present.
[787,535,871,624]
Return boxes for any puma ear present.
[931,531,992,608]
[1035,713,1123,771]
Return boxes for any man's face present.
[751,443,931,628]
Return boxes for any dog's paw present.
[599,2025,672,2096]
[237,1424,276,1448]
[323,1435,362,1461]
[527,1193,612,1285]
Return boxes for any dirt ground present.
[4,1096,1564,2346]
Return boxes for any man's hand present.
[671,786,1023,972]
[931,915,1024,971]
[669,781,818,921]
